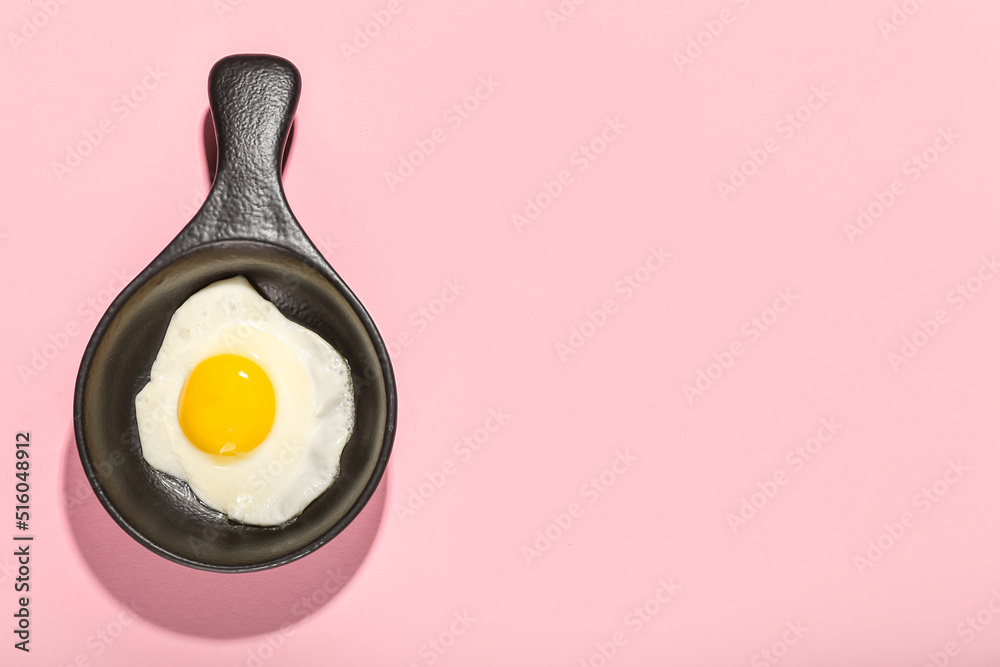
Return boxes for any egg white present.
[134,276,354,526]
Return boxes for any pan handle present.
[166,54,323,260]
[209,54,298,200]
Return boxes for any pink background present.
[3,0,1000,665]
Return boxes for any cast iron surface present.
[73,54,397,572]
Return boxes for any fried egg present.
[134,276,354,526]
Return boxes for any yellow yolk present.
[177,354,275,456]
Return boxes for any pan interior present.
[78,240,390,570]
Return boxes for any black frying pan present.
[73,54,396,572]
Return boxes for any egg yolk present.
[177,354,275,456]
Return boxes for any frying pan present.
[73,54,396,572]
